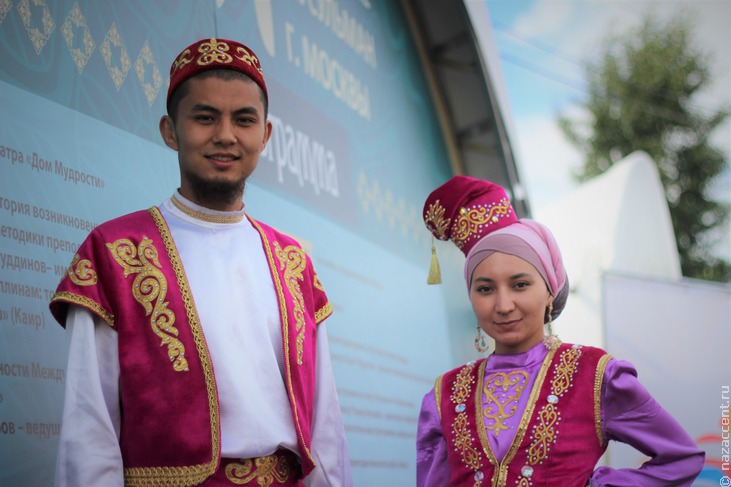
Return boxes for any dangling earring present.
[543,301,560,351]
[474,326,490,353]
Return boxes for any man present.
[50,38,352,487]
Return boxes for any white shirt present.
[54,194,352,486]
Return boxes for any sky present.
[482,0,731,262]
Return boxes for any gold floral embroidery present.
[273,242,306,365]
[107,236,188,372]
[171,48,192,73]
[196,38,233,66]
[451,199,512,250]
[482,350,557,487]
[67,254,98,286]
[424,200,450,240]
[234,45,264,75]
[525,346,582,467]
[551,347,581,396]
[225,454,291,486]
[482,371,529,436]
[170,38,265,78]
[450,363,484,485]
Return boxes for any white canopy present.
[535,151,682,347]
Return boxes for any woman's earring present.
[543,301,560,351]
[474,326,490,353]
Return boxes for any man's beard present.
[183,170,246,208]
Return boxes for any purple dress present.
[416,342,704,486]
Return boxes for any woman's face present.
[470,252,552,354]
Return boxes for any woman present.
[417,176,704,486]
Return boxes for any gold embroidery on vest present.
[525,346,582,471]
[249,218,314,467]
[313,274,324,291]
[51,291,114,326]
[482,371,529,436]
[450,362,485,486]
[273,242,307,365]
[595,354,612,446]
[125,463,212,487]
[67,254,98,286]
[482,349,557,487]
[315,302,332,324]
[434,374,444,419]
[123,208,220,486]
[107,236,189,373]
[225,454,291,486]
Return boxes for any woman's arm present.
[588,359,704,486]
[416,389,450,487]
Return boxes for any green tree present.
[558,12,730,282]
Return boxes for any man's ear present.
[159,115,179,151]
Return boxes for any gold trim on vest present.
[594,354,613,446]
[122,207,221,486]
[273,242,307,365]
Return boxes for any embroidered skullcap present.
[166,38,267,110]
[422,175,568,320]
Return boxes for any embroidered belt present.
[208,450,303,486]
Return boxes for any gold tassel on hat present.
[427,238,442,285]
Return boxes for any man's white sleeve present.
[54,306,122,487]
[305,323,353,487]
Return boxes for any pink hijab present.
[464,219,569,320]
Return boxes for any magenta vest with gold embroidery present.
[437,343,611,487]
[50,207,332,487]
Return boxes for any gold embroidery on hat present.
[235,45,264,75]
[172,48,192,73]
[67,254,98,286]
[451,198,512,250]
[197,38,232,66]
[107,236,189,373]
[274,242,307,365]
[424,200,450,240]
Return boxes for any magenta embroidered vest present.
[49,207,332,487]
[437,343,611,487]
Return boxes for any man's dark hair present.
[166,69,268,120]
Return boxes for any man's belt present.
[209,449,303,486]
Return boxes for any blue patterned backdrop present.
[0,1,476,485]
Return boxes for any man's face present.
[159,75,272,211]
